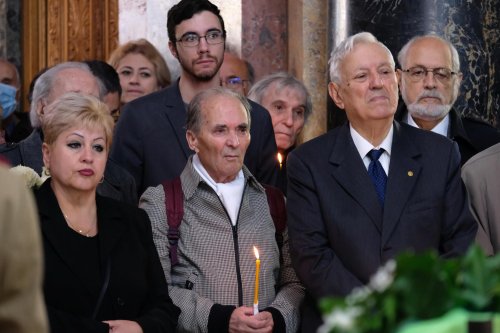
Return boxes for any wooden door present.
[21,0,118,110]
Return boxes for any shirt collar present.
[406,112,450,137]
[350,123,393,158]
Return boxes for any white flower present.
[318,306,362,333]
[10,165,48,189]
[369,259,396,292]
[346,285,372,305]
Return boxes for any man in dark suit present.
[286,32,477,332]
[110,0,279,197]
[395,34,500,165]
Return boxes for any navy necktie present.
[367,149,387,205]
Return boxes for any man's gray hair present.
[29,62,105,128]
[248,71,312,121]
[397,34,461,72]
[187,87,252,134]
[328,32,395,84]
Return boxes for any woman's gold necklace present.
[63,213,95,237]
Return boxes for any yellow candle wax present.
[253,246,260,306]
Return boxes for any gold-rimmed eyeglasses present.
[402,66,458,83]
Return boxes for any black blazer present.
[35,180,180,333]
[110,80,280,196]
[395,106,500,165]
[287,121,477,332]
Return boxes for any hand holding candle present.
[253,246,260,315]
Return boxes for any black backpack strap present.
[263,184,287,260]
[162,177,184,267]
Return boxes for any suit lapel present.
[329,124,384,232]
[163,81,193,159]
[382,122,421,245]
[19,129,44,174]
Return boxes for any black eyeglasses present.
[221,77,249,88]
[176,31,225,47]
[402,66,458,83]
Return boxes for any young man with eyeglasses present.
[395,34,500,165]
[111,0,280,196]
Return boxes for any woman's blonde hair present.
[42,92,114,150]
[108,38,171,88]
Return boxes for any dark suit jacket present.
[286,121,477,332]
[395,106,500,165]
[110,80,279,196]
[0,129,137,204]
[35,180,180,333]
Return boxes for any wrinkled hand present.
[228,306,273,333]
[103,320,143,333]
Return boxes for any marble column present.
[288,0,329,142]
[341,0,500,127]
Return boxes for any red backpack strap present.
[262,184,287,254]
[162,176,184,267]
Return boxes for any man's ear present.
[396,69,402,86]
[36,99,46,120]
[328,82,345,109]
[168,41,178,60]
[186,130,199,153]
[42,142,50,170]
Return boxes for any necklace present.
[63,213,94,237]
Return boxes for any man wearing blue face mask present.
[0,59,32,144]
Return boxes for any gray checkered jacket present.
[140,158,304,332]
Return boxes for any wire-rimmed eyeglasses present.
[176,31,225,47]
[221,76,249,88]
[402,66,458,83]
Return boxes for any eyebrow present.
[180,28,222,37]
[118,66,152,71]
[67,132,105,142]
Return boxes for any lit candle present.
[277,152,283,170]
[253,246,260,315]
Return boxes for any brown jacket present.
[0,166,48,333]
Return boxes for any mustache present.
[416,90,444,102]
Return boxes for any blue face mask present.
[0,82,17,119]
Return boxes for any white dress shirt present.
[192,154,245,226]
[350,124,393,175]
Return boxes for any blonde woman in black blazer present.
[35,93,179,333]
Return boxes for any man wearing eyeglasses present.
[396,34,500,165]
[111,0,280,197]
[219,51,254,96]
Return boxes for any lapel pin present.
[408,171,414,177]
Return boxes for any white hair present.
[328,32,395,84]
[29,62,105,128]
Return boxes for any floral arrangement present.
[319,245,500,333]
[10,165,50,189]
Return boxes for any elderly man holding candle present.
[140,87,304,333]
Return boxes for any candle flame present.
[253,246,260,259]
[277,152,283,165]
